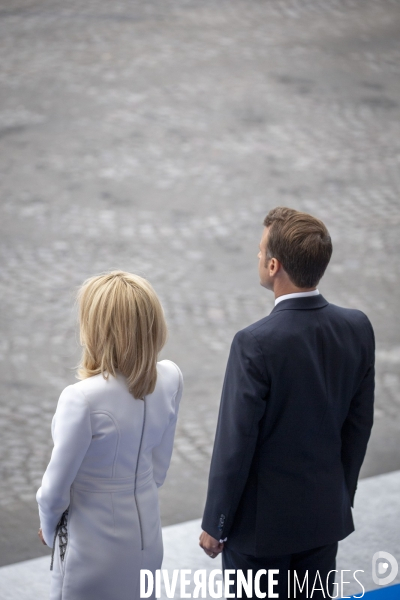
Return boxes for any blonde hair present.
[77,271,167,399]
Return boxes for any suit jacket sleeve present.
[36,385,92,546]
[201,329,269,540]
[341,316,375,507]
[152,363,183,488]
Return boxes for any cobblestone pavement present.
[0,0,400,565]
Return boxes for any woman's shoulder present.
[157,359,181,374]
[62,373,103,392]
[58,374,117,404]
[58,365,182,404]
[156,360,183,393]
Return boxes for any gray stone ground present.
[0,0,399,567]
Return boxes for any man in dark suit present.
[199,207,375,598]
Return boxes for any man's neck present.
[274,283,317,301]
[274,288,320,306]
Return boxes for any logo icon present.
[372,551,398,586]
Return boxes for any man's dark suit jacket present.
[201,295,375,556]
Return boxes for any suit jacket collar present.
[271,294,329,313]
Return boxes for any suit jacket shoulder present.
[240,297,374,349]
[326,303,374,334]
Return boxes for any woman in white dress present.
[37,271,183,600]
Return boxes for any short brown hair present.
[263,207,332,288]
[77,271,167,399]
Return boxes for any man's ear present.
[269,257,281,276]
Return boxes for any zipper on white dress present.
[134,399,146,551]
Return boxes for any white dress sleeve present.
[36,385,92,546]
[152,364,183,488]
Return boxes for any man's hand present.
[199,531,224,558]
[38,528,47,546]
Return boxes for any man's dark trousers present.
[222,542,338,599]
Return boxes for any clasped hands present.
[199,531,224,559]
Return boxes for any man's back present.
[215,294,375,555]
